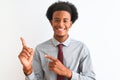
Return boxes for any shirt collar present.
[52,36,71,47]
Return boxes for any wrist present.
[23,66,33,76]
[65,69,72,79]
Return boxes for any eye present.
[64,20,68,23]
[55,19,59,22]
[64,20,69,23]
[53,19,60,23]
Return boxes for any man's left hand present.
[45,55,72,78]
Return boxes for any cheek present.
[51,23,57,28]
[66,25,71,30]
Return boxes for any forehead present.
[52,11,71,19]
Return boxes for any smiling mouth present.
[57,28,65,32]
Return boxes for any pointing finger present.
[45,55,57,62]
[20,37,27,47]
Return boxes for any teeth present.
[58,29,63,30]
[57,28,64,31]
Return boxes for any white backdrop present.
[0,0,120,80]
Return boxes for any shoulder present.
[70,38,89,51]
[35,38,53,50]
[70,38,84,46]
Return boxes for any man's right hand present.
[18,37,34,75]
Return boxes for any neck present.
[54,35,68,43]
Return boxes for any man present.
[18,1,96,80]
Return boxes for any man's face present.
[51,11,72,38]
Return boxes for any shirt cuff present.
[25,72,35,80]
[70,71,79,80]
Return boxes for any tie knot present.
[58,44,63,49]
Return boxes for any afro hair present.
[46,1,78,23]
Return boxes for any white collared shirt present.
[26,37,96,80]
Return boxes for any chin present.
[55,34,64,37]
[57,35,64,37]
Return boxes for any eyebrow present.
[53,17,70,20]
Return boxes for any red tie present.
[57,44,64,80]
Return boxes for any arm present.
[18,37,34,80]
[44,44,96,80]
[71,45,96,80]
[25,47,44,80]
[18,37,44,80]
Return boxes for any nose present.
[58,21,64,27]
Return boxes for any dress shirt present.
[25,37,96,80]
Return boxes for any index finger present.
[45,55,57,62]
[20,37,27,47]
